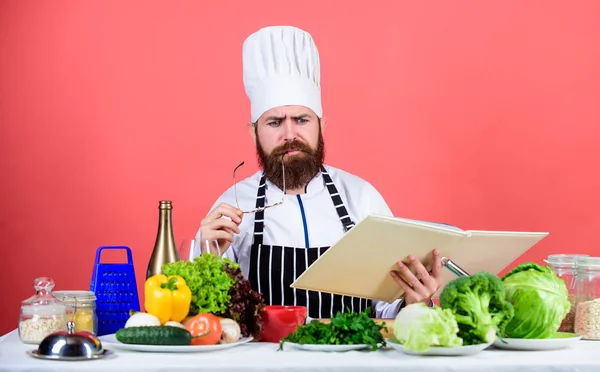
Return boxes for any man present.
[194,25,442,319]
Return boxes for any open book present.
[290,214,549,303]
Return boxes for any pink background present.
[1,0,599,335]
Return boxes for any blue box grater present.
[90,245,141,336]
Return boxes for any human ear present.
[319,117,328,132]
[247,121,256,143]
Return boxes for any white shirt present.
[194,164,403,318]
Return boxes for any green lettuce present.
[393,303,463,352]
[501,262,571,339]
[162,254,237,315]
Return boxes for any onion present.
[219,318,241,344]
[124,312,161,328]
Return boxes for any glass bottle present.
[574,256,600,339]
[545,254,589,332]
[18,277,68,344]
[146,200,180,279]
[53,290,98,334]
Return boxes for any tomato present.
[185,313,222,346]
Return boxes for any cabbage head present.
[393,303,463,352]
[501,263,570,339]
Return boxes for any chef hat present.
[242,26,322,123]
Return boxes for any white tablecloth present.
[1,330,599,372]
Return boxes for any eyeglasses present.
[233,156,286,214]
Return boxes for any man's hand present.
[199,202,243,256]
[390,249,443,305]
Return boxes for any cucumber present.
[115,326,192,345]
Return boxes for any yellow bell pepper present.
[144,274,192,324]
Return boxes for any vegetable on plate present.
[501,262,571,339]
[279,308,386,351]
[124,311,161,328]
[162,254,266,338]
[116,326,193,345]
[440,271,514,345]
[144,274,192,324]
[185,313,222,346]
[393,302,463,352]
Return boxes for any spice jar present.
[18,277,67,344]
[574,256,600,339]
[53,290,98,334]
[545,254,589,332]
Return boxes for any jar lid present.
[545,254,590,265]
[53,290,97,302]
[575,256,600,269]
[21,277,66,313]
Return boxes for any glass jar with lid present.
[18,277,68,344]
[53,290,98,335]
[574,256,600,339]
[545,254,589,332]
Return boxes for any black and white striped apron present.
[248,167,372,319]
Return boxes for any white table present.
[1,330,599,372]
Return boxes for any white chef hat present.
[242,26,322,123]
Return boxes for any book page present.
[291,215,468,302]
[434,230,549,297]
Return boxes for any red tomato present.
[185,313,222,346]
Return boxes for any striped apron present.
[248,167,372,319]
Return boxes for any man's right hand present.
[199,202,244,255]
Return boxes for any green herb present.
[162,254,236,315]
[279,308,386,351]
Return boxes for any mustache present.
[272,140,313,156]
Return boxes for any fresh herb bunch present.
[279,308,386,351]
[217,263,266,339]
[162,254,235,315]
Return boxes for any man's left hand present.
[390,249,443,305]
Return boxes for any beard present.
[256,129,325,191]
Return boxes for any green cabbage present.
[501,262,571,339]
[393,303,463,352]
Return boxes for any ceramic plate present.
[280,342,372,352]
[386,338,492,356]
[98,334,253,353]
[492,332,582,351]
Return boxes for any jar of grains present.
[545,254,589,332]
[18,277,67,344]
[574,256,600,339]
[53,290,98,334]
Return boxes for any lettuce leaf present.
[162,254,237,315]
[393,303,463,352]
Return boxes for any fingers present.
[407,255,436,288]
[390,271,419,301]
[430,249,442,279]
[205,218,241,234]
[391,250,443,304]
[204,203,243,224]
[393,260,428,295]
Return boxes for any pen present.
[441,257,471,277]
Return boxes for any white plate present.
[280,342,372,352]
[98,334,253,353]
[492,332,582,351]
[386,338,492,356]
